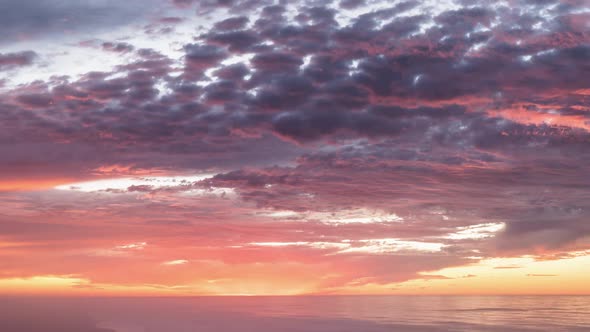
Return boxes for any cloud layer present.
[0,0,589,294]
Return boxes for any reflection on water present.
[1,296,589,332]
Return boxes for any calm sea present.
[1,296,589,331]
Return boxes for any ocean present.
[1,296,589,331]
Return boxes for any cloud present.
[0,0,163,43]
[101,42,134,53]
[0,51,37,70]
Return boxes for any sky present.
[0,0,589,296]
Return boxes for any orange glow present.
[0,253,588,296]
[1,173,588,296]
[489,105,590,132]
[330,254,590,296]
[0,178,75,191]
[92,164,169,176]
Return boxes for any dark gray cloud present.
[0,51,37,70]
[101,42,134,53]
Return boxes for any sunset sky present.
[0,0,589,296]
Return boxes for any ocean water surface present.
[1,296,589,332]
